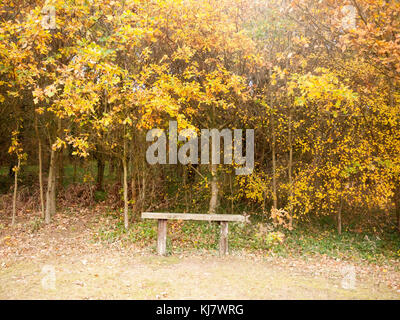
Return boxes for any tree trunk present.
[288,109,293,229]
[131,172,137,220]
[45,148,57,224]
[395,184,400,233]
[123,136,129,229]
[209,164,219,214]
[34,116,45,218]
[271,113,277,210]
[141,159,146,211]
[230,172,234,214]
[389,82,399,233]
[337,196,343,235]
[11,159,20,226]
[96,157,105,191]
[270,62,277,211]
[183,165,189,211]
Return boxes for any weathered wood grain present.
[142,212,247,222]
[157,219,167,256]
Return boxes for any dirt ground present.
[1,210,399,300]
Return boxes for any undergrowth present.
[93,209,400,266]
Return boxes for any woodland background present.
[0,0,400,262]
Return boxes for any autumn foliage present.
[0,0,399,235]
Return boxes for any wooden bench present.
[141,212,249,256]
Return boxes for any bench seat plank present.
[142,212,246,222]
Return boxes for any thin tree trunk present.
[130,149,137,220]
[286,33,293,229]
[45,148,57,224]
[288,109,293,229]
[34,116,45,218]
[338,196,343,235]
[209,164,219,214]
[271,113,277,209]
[269,64,277,211]
[11,159,20,226]
[389,82,399,233]
[131,170,137,220]
[183,165,188,211]
[141,158,146,210]
[96,157,105,191]
[395,184,400,233]
[230,172,234,214]
[136,173,141,211]
[123,135,129,229]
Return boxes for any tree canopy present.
[0,0,399,235]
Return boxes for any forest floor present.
[0,208,400,300]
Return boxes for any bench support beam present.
[157,219,167,256]
[219,221,228,256]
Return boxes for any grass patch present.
[93,211,400,264]
[279,228,400,264]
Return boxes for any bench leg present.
[157,219,167,256]
[219,221,228,256]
